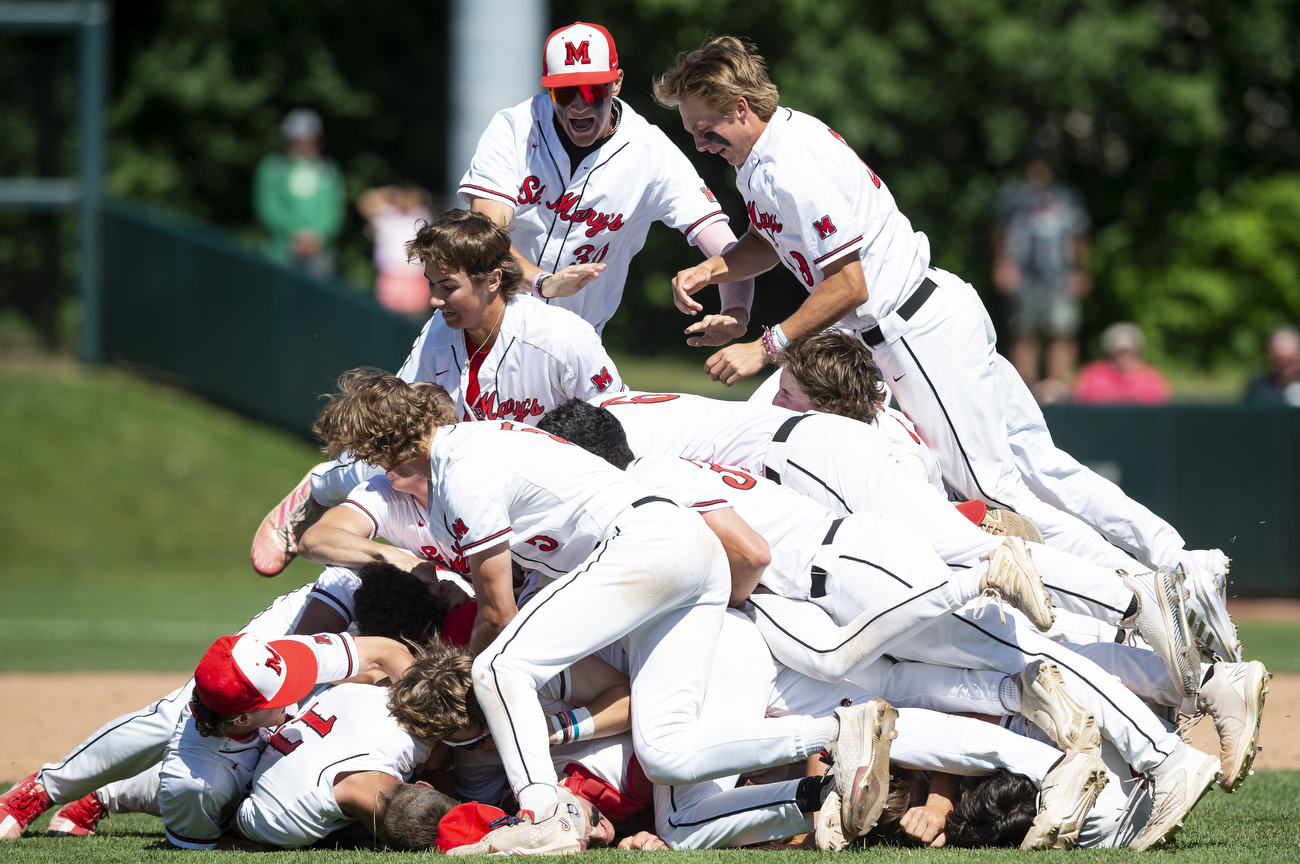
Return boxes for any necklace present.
[468,302,507,366]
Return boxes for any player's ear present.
[610,69,624,97]
[484,268,503,295]
[734,96,750,124]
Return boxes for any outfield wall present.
[101,201,1300,596]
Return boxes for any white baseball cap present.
[541,22,619,88]
[194,633,318,714]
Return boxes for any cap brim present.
[263,639,319,709]
[540,69,619,88]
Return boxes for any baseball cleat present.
[250,465,328,577]
[1015,660,1101,756]
[1184,568,1242,662]
[1128,743,1220,851]
[1021,751,1108,850]
[830,699,898,839]
[977,536,1055,632]
[814,788,848,851]
[0,772,52,839]
[446,789,590,855]
[1196,660,1269,792]
[1120,566,1200,700]
[46,792,107,837]
[1179,549,1231,600]
[978,507,1046,544]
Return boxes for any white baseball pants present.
[472,504,832,816]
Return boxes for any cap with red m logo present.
[194,633,320,715]
[542,22,618,87]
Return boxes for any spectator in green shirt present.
[254,108,346,278]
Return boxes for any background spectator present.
[1073,321,1172,405]
[357,184,436,318]
[993,153,1091,392]
[254,108,346,279]
[1245,326,1300,406]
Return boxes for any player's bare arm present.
[467,541,517,655]
[553,654,632,743]
[469,195,606,298]
[698,507,772,606]
[351,636,416,684]
[292,599,349,638]
[298,505,425,572]
[672,225,779,309]
[898,770,958,848]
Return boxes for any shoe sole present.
[989,537,1055,632]
[1145,568,1200,700]
[250,470,315,576]
[1021,755,1108,850]
[45,814,94,837]
[0,815,23,840]
[1129,759,1220,851]
[1188,570,1241,663]
[815,789,848,851]
[1021,662,1101,756]
[1222,664,1270,792]
[842,700,898,838]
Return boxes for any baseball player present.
[592,390,1202,699]
[250,210,627,577]
[313,371,901,853]
[652,36,1176,578]
[460,21,755,345]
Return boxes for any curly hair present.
[406,208,525,300]
[189,696,242,739]
[780,330,886,423]
[354,562,449,647]
[653,35,779,122]
[388,644,485,743]
[378,783,459,851]
[314,370,457,470]
[536,399,634,469]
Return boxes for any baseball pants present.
[865,269,1141,572]
[472,503,832,816]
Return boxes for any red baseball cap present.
[441,600,477,648]
[541,22,619,88]
[194,633,319,714]
[436,801,509,852]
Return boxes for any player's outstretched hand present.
[899,804,949,847]
[705,340,768,386]
[670,262,719,314]
[685,314,746,347]
[618,831,670,851]
[543,263,605,298]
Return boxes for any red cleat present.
[250,466,327,577]
[46,792,108,837]
[0,773,52,839]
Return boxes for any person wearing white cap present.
[460,22,756,346]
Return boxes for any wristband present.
[532,272,553,299]
[761,326,784,360]
[772,324,790,349]
[548,707,595,744]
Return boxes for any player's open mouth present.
[569,117,596,134]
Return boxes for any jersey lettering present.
[420,545,469,575]
[524,534,558,552]
[789,251,814,287]
[684,459,758,490]
[746,200,783,238]
[590,367,613,391]
[828,129,881,188]
[313,635,333,645]
[473,390,546,422]
[813,215,836,239]
[497,421,571,445]
[599,393,680,407]
[545,192,625,239]
[268,730,301,756]
[452,519,469,540]
[572,243,609,265]
[300,707,337,738]
[517,175,546,204]
[702,186,716,203]
[564,41,590,66]
[267,706,336,757]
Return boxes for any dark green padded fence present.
[103,200,423,437]
[102,200,1298,596]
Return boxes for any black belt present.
[763,414,814,484]
[809,518,846,598]
[861,277,937,347]
[632,495,676,508]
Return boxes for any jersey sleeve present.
[774,161,867,272]
[646,131,728,242]
[397,315,437,383]
[309,566,362,626]
[554,321,625,401]
[442,461,516,554]
[340,477,395,540]
[457,106,527,207]
[630,457,735,512]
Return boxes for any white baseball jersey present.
[158,632,359,850]
[875,403,945,492]
[593,391,798,473]
[397,293,624,423]
[626,456,832,600]
[235,683,430,849]
[737,107,930,329]
[426,422,653,577]
[341,475,471,580]
[458,96,728,333]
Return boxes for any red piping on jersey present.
[813,235,865,265]
[309,587,353,624]
[341,634,355,679]
[342,499,381,538]
[462,526,513,551]
[691,499,728,508]
[460,183,516,204]
[682,209,725,236]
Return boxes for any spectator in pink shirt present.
[1073,321,1172,405]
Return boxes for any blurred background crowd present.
[4,0,1300,405]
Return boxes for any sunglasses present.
[443,729,491,750]
[549,84,611,106]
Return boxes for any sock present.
[999,675,1022,713]
[953,568,983,605]
[1122,595,1138,620]
[517,784,559,819]
[807,716,840,752]
[794,775,835,813]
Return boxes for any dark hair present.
[943,771,1037,848]
[536,399,634,469]
[378,783,459,851]
[189,696,241,738]
[406,208,525,300]
[354,562,448,646]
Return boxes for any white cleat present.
[1197,661,1270,792]
[978,536,1055,632]
[1185,568,1242,662]
[978,507,1046,544]
[1021,751,1109,850]
[830,699,898,839]
[446,789,590,856]
[1179,549,1231,600]
[1121,566,1200,700]
[1016,660,1102,756]
[1128,743,1221,851]
[815,789,848,851]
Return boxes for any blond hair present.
[780,330,886,423]
[406,208,525,300]
[653,35,779,121]
[314,370,456,470]
[387,644,485,744]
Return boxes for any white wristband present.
[548,707,595,744]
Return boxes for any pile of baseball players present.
[2,23,1270,856]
